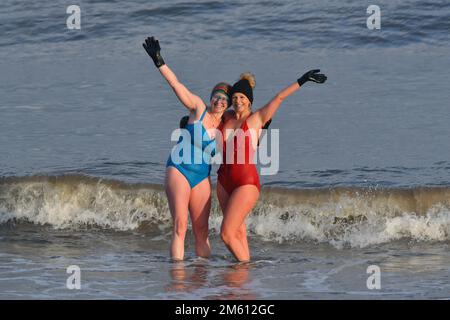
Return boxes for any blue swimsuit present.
[166,108,216,188]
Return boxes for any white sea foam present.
[0,175,170,230]
[1,175,450,248]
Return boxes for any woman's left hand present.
[297,69,327,86]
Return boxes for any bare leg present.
[219,184,259,262]
[165,167,191,261]
[189,177,212,258]
[216,181,229,213]
[237,222,249,258]
[217,182,250,260]
[217,182,250,257]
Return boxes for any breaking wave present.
[1,174,450,248]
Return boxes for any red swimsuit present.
[217,119,261,195]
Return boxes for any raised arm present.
[158,64,204,111]
[255,70,327,126]
[142,37,205,111]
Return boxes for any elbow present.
[275,93,285,102]
[169,81,182,92]
[168,80,179,89]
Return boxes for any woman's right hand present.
[143,36,166,68]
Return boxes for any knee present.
[236,228,246,240]
[173,218,188,238]
[220,228,235,246]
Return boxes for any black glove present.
[297,69,327,86]
[142,36,165,68]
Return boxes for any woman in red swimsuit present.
[217,70,327,262]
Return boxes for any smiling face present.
[232,92,251,113]
[210,92,230,113]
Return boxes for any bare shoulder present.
[246,110,263,129]
[192,94,207,111]
[188,104,204,123]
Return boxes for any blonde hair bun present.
[239,72,256,89]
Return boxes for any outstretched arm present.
[143,37,205,111]
[255,69,327,126]
[158,64,204,111]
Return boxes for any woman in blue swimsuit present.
[143,36,231,261]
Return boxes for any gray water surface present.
[1,0,450,299]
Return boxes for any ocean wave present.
[1,174,450,248]
[1,0,449,51]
